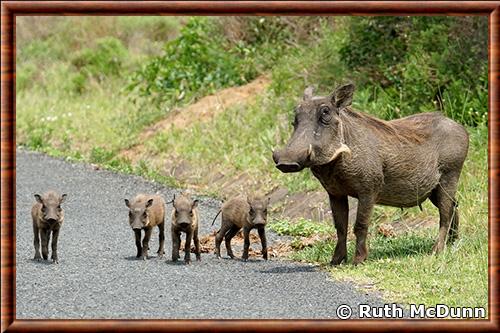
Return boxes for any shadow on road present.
[257,265,317,274]
[123,255,164,261]
[30,258,56,265]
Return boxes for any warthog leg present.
[33,223,41,260]
[51,228,60,264]
[215,222,231,259]
[330,194,349,266]
[41,228,50,260]
[224,225,240,259]
[171,228,181,262]
[134,229,142,258]
[242,227,251,262]
[430,171,460,253]
[258,226,268,260]
[184,230,193,264]
[157,222,165,258]
[193,228,201,261]
[352,195,375,265]
[141,227,152,260]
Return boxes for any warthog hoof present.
[432,241,445,254]
[330,255,347,266]
[52,259,59,264]
[185,260,191,265]
[352,255,367,266]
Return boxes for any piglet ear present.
[34,194,43,204]
[124,199,130,208]
[60,194,67,204]
[192,199,199,209]
[145,199,154,209]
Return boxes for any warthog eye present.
[41,206,46,213]
[128,212,132,218]
[291,115,298,128]
[143,212,147,219]
[189,211,193,217]
[319,106,332,124]
[249,208,255,216]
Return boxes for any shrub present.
[71,37,128,82]
[127,18,259,107]
[269,218,333,237]
[339,17,488,126]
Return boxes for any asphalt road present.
[16,149,384,319]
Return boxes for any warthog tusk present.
[327,143,351,164]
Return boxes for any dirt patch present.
[273,191,358,225]
[180,229,295,259]
[120,75,270,162]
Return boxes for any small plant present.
[71,37,128,83]
[269,218,333,237]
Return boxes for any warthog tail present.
[211,209,222,226]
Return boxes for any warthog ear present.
[332,83,355,109]
[192,199,199,209]
[124,199,130,208]
[34,194,43,204]
[145,199,154,209]
[303,86,314,100]
[60,194,67,203]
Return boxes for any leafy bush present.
[339,17,488,125]
[269,218,333,237]
[71,37,128,83]
[128,18,259,106]
[128,17,331,108]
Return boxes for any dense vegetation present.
[16,16,488,312]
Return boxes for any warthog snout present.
[46,218,58,225]
[272,145,312,173]
[253,218,266,226]
[178,221,191,228]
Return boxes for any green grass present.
[16,17,182,158]
[270,218,333,237]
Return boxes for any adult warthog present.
[272,84,469,265]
